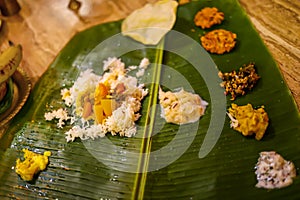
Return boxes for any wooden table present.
[1,0,299,110]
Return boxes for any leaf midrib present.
[132,40,164,200]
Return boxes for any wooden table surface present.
[0,0,299,110]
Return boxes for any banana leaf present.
[1,0,300,199]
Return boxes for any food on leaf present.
[94,83,109,104]
[121,0,178,45]
[255,151,296,189]
[82,96,93,119]
[200,29,236,54]
[15,149,51,181]
[194,7,224,29]
[159,88,208,125]
[53,57,149,142]
[227,103,269,140]
[61,88,72,106]
[101,99,116,116]
[218,63,260,100]
[44,108,71,129]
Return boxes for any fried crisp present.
[194,7,224,29]
[218,63,260,100]
[201,29,237,54]
[121,0,178,45]
[227,103,269,140]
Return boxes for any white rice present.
[60,57,149,142]
[44,108,72,129]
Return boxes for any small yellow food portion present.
[15,149,51,181]
[61,88,71,100]
[94,83,108,105]
[93,104,104,123]
[101,99,116,116]
[93,83,116,124]
[121,0,178,45]
[227,103,269,140]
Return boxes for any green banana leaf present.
[1,0,300,199]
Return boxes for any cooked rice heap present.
[56,57,149,142]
